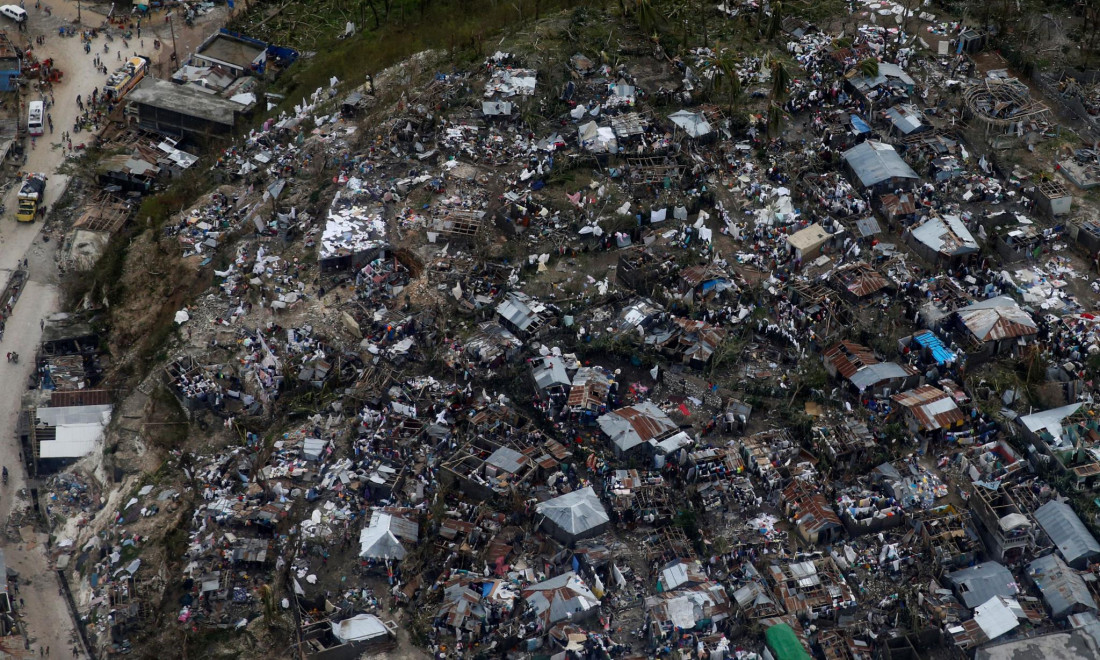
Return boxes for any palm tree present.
[770,58,790,101]
[714,49,742,116]
[765,1,782,40]
[766,101,784,138]
[259,584,277,627]
[636,0,661,36]
[858,57,879,79]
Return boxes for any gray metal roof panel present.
[843,141,920,187]
[535,486,610,536]
[1035,501,1100,567]
[1029,554,1097,618]
[947,562,1017,609]
[485,446,527,474]
[848,362,910,389]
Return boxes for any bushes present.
[138,168,214,229]
[241,0,593,115]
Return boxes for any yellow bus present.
[105,56,149,102]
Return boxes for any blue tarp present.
[850,114,871,134]
[913,331,956,365]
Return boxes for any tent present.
[358,512,416,560]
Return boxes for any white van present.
[0,5,26,23]
[27,100,42,136]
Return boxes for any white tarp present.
[331,614,390,643]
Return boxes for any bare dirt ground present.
[0,2,227,657]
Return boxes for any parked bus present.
[27,101,43,137]
[105,57,149,102]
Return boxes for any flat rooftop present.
[197,33,265,69]
[127,78,239,126]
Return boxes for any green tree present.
[858,56,879,79]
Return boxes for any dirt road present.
[0,3,227,657]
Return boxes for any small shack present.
[905,214,979,265]
[535,486,611,543]
[842,141,920,193]
[786,223,831,261]
[1032,179,1073,218]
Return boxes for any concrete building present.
[0,31,20,92]
[969,485,1036,565]
[127,78,241,141]
[193,30,267,76]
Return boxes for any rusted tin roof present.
[891,385,965,431]
[823,341,879,379]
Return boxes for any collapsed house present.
[596,401,680,458]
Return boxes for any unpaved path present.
[0,2,228,657]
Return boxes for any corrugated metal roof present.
[567,367,611,411]
[1034,501,1100,568]
[833,262,889,297]
[890,385,965,431]
[1029,554,1097,618]
[973,596,1023,640]
[909,215,979,257]
[50,389,113,407]
[947,562,1017,609]
[523,572,600,626]
[884,104,924,135]
[1019,403,1083,439]
[485,446,528,474]
[668,110,712,138]
[496,292,541,331]
[855,216,882,237]
[847,62,915,92]
[823,341,879,379]
[880,192,917,216]
[793,494,843,534]
[532,356,570,391]
[598,401,678,453]
[535,486,610,537]
[957,297,1037,342]
[843,141,919,188]
[848,362,914,390]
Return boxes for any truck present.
[16,173,46,223]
